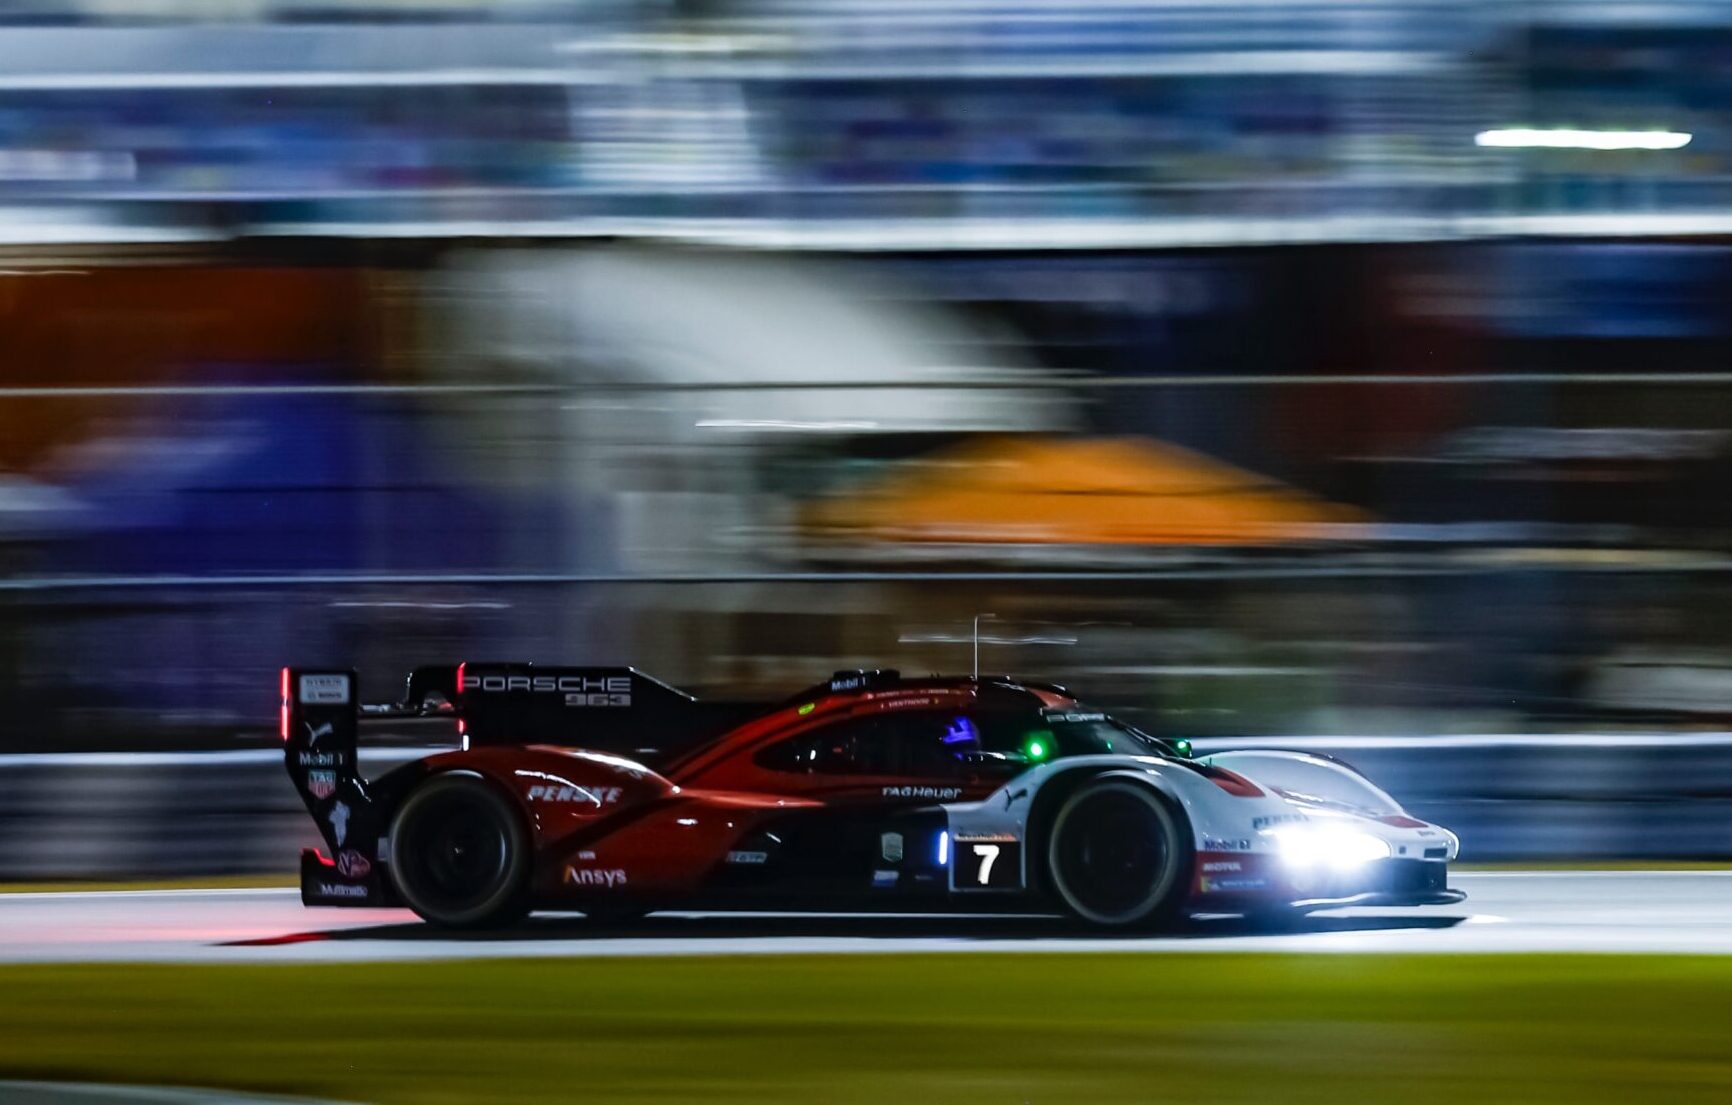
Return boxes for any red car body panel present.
[401,683,1043,906]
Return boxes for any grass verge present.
[0,954,1729,1104]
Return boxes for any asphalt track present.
[1,871,1730,962]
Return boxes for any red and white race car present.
[283,664,1462,929]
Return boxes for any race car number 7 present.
[972,844,999,885]
[955,838,1019,890]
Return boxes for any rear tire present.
[1044,779,1190,930]
[388,772,531,929]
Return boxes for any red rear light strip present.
[279,666,291,741]
[455,662,466,736]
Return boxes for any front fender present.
[1199,750,1404,816]
[944,756,1293,878]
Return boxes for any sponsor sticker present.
[883,786,962,800]
[872,869,898,888]
[463,672,633,708]
[726,851,769,865]
[336,850,372,879]
[564,867,629,888]
[297,751,343,768]
[329,801,351,848]
[316,881,368,899]
[298,674,351,705]
[526,784,623,807]
[880,832,905,863]
[306,770,337,800]
[1202,837,1252,852]
[1252,814,1308,831]
[1201,876,1269,893]
[1201,860,1243,873]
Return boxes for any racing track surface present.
[0,871,1728,963]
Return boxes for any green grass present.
[0,954,1729,1104]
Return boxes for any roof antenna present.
[973,613,995,681]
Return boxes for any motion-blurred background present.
[5,0,1732,873]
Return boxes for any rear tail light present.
[279,667,291,741]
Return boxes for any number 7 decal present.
[973,843,1000,885]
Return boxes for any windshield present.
[971,707,1190,764]
[1039,710,1191,760]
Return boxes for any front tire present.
[388,772,531,929]
[1044,779,1191,930]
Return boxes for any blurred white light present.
[1269,824,1391,869]
[1475,128,1692,151]
[695,419,879,432]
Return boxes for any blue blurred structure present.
[3,0,1732,760]
[0,0,1714,243]
[56,393,544,575]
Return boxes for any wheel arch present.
[1023,765,1192,897]
[386,766,537,928]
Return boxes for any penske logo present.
[526,784,623,807]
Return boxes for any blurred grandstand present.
[2,0,1732,756]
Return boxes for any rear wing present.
[281,662,762,902]
[280,661,761,816]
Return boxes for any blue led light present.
[942,717,979,744]
[937,830,950,866]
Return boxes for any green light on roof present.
[797,703,815,716]
[1026,738,1049,761]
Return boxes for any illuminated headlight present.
[1268,824,1392,870]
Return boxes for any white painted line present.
[1456,870,1732,878]
[0,887,301,901]
[1192,732,1732,751]
[0,747,436,768]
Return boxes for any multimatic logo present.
[462,672,632,708]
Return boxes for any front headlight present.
[1269,824,1392,870]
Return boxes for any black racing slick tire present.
[1044,779,1191,930]
[388,772,531,929]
